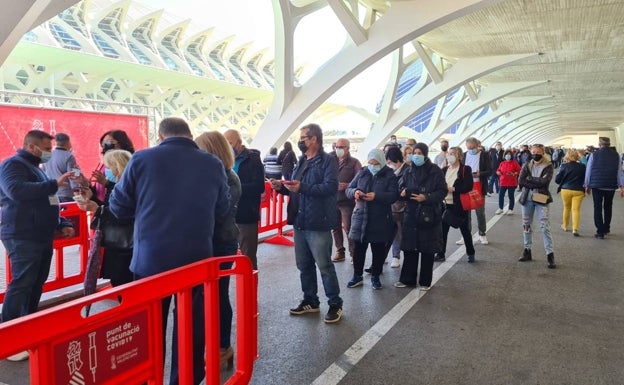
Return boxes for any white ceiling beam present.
[413,40,443,83]
[327,0,368,45]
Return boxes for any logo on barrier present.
[54,311,148,384]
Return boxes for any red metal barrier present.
[0,255,258,385]
[1,202,90,303]
[258,181,293,246]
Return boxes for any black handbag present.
[442,209,464,228]
[414,203,441,228]
[95,206,134,250]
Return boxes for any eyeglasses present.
[335,146,347,149]
[299,136,310,141]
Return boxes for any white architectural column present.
[252,0,507,152]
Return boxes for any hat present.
[368,148,386,165]
[599,137,610,146]
[414,142,429,158]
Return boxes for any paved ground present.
[1,185,624,384]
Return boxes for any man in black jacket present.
[487,141,504,195]
[224,129,265,269]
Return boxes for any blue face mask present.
[411,154,425,167]
[468,148,479,155]
[368,164,382,175]
[104,168,117,183]
[505,154,512,161]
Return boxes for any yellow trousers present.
[561,189,585,231]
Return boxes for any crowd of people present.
[1,120,624,382]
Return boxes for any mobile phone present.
[71,167,81,177]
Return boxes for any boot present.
[518,248,532,262]
[332,248,345,262]
[547,252,556,269]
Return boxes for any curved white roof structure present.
[2,0,624,154]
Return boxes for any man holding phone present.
[43,133,85,202]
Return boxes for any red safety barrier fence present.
[0,255,258,385]
[258,181,293,246]
[1,202,89,303]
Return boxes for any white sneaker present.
[505,209,514,215]
[390,258,400,268]
[455,238,465,245]
[495,209,504,215]
[479,235,489,245]
[6,351,29,362]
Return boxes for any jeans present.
[499,187,516,210]
[488,174,500,194]
[214,240,238,349]
[591,188,615,235]
[1,239,53,322]
[332,204,355,256]
[561,189,585,231]
[237,223,258,269]
[135,273,206,385]
[293,229,343,307]
[521,200,554,255]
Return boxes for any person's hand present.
[338,182,348,191]
[472,172,480,177]
[60,227,75,238]
[354,190,364,201]
[400,189,407,198]
[269,178,282,190]
[92,170,107,185]
[448,186,455,193]
[56,171,75,187]
[410,193,426,202]
[283,180,301,193]
[585,187,591,196]
[362,192,375,201]
[77,200,98,212]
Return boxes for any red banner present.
[0,104,148,173]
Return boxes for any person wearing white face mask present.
[385,147,407,268]
[488,141,505,196]
[345,149,399,290]
[438,147,475,263]
[0,130,76,361]
[331,138,362,262]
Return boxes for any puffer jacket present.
[346,166,399,243]
[399,159,446,253]
[518,158,554,205]
[280,150,338,231]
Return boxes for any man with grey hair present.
[455,137,492,246]
[583,137,624,238]
[43,133,82,202]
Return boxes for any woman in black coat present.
[346,149,399,290]
[395,143,446,291]
[439,147,475,262]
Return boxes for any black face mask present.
[101,142,115,154]
[297,140,308,154]
[440,145,449,152]
[532,154,543,162]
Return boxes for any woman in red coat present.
[496,150,521,214]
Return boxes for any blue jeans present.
[1,239,53,322]
[499,187,516,210]
[293,229,342,307]
[521,200,554,254]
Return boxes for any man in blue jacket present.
[109,117,229,385]
[583,137,624,238]
[270,123,343,323]
[0,130,75,360]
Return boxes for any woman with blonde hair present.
[195,131,241,370]
[77,149,134,286]
[555,149,586,236]
[402,145,414,166]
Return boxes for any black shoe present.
[594,233,605,239]
[434,254,446,262]
[467,255,475,263]
[364,267,372,274]
[324,305,343,323]
[289,301,320,315]
[547,252,556,269]
[518,248,532,262]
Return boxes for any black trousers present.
[353,241,386,277]
[592,188,615,235]
[399,250,434,287]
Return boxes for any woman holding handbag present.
[394,143,446,291]
[437,147,475,263]
[77,149,134,286]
